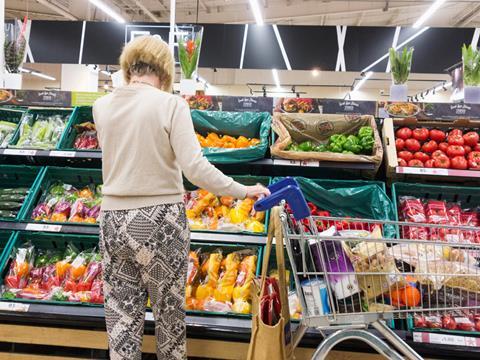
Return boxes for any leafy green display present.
[389,47,414,85]
[462,44,480,86]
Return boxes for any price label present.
[397,167,448,176]
[413,331,480,347]
[50,151,76,158]
[0,302,30,312]
[3,149,37,156]
[25,223,62,232]
[145,312,154,321]
[273,159,320,167]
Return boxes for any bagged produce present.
[14,114,68,150]
[73,122,99,150]
[4,242,35,289]
[0,120,17,147]
[0,187,29,219]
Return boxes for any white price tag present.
[397,167,448,176]
[0,302,30,312]
[273,159,320,167]
[145,312,154,321]
[25,223,62,232]
[3,149,37,156]
[50,151,76,158]
[429,333,466,346]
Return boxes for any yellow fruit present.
[232,300,251,314]
[190,219,207,230]
[229,208,247,224]
[196,284,214,301]
[254,211,265,222]
[246,220,264,233]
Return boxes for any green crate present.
[0,165,44,221]
[0,230,15,267]
[0,107,26,148]
[57,106,98,151]
[21,166,102,225]
[0,231,100,307]
[186,241,263,318]
[184,175,271,236]
[391,182,480,221]
[9,107,73,149]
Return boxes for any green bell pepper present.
[298,141,313,152]
[360,136,375,154]
[313,144,327,152]
[343,135,362,154]
[328,143,343,153]
[329,134,347,148]
[342,150,354,154]
[358,126,373,139]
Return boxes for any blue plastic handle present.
[254,177,310,220]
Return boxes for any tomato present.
[432,150,446,159]
[395,138,405,151]
[412,128,429,142]
[408,159,424,167]
[468,158,480,169]
[442,315,457,330]
[422,140,438,153]
[475,319,480,332]
[398,158,408,167]
[425,159,435,168]
[455,317,474,332]
[448,134,465,146]
[438,142,449,153]
[396,127,412,140]
[463,131,479,147]
[405,138,421,152]
[468,151,480,161]
[429,129,446,142]
[414,314,427,328]
[450,129,463,137]
[398,151,414,162]
[426,315,442,329]
[434,155,451,168]
[414,152,430,163]
[447,145,466,158]
[475,144,480,152]
[464,145,472,154]
[451,156,468,170]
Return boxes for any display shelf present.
[0,148,101,159]
[412,331,480,348]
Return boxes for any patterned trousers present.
[99,203,190,360]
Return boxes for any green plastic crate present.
[0,107,25,147]
[0,230,15,267]
[57,106,98,151]
[186,242,263,318]
[184,175,271,236]
[0,165,44,221]
[0,231,100,307]
[21,166,102,226]
[9,107,73,149]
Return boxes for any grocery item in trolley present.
[300,278,330,316]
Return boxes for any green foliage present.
[178,36,202,80]
[462,44,480,86]
[389,47,414,85]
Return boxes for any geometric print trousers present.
[99,203,190,360]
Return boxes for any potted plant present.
[462,44,480,104]
[177,28,203,95]
[3,18,28,89]
[389,47,414,101]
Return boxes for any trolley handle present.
[254,177,310,220]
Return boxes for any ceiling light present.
[312,69,320,77]
[413,0,447,28]
[100,70,111,76]
[89,0,125,23]
[248,0,264,26]
[353,71,373,92]
[272,69,281,89]
[433,81,452,92]
[18,67,31,73]
[31,71,56,81]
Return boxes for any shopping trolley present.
[255,177,480,360]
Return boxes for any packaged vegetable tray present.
[57,106,99,151]
[0,231,102,306]
[191,110,271,164]
[0,107,25,148]
[22,166,102,226]
[0,165,43,221]
[271,113,383,171]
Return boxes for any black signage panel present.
[1,89,71,107]
[418,102,480,120]
[222,96,273,113]
[320,99,377,115]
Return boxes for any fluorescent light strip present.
[272,25,291,70]
[248,0,264,26]
[433,81,452,92]
[239,24,249,69]
[100,70,111,76]
[18,67,31,73]
[362,27,429,73]
[31,71,56,81]
[272,68,281,89]
[413,0,447,28]
[89,0,125,23]
[353,71,373,92]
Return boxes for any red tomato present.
[414,152,430,163]
[408,159,424,167]
[468,151,480,162]
[398,158,408,167]
[398,151,414,162]
[395,138,405,151]
[442,315,457,330]
[429,129,446,142]
[447,145,466,158]
[475,319,480,332]
[468,158,480,169]
[425,159,435,168]
[422,140,438,153]
[448,134,465,146]
[412,128,429,142]
[434,155,451,168]
[438,142,449,153]
[463,131,479,147]
[450,129,463,137]
[475,144,480,152]
[396,127,412,140]
[464,145,472,154]
[432,150,446,159]
[405,138,421,152]
[451,156,468,170]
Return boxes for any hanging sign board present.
[222,96,273,113]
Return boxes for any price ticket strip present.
[397,166,480,178]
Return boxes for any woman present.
[93,35,269,360]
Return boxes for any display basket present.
[57,106,99,152]
[254,177,480,360]
[0,230,15,268]
[0,107,26,148]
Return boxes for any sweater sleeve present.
[169,99,247,199]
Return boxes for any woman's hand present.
[245,184,270,199]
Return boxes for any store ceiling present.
[5,0,480,27]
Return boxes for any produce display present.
[185,95,213,110]
[185,247,258,314]
[14,114,69,150]
[184,189,265,233]
[385,103,420,118]
[73,122,99,150]
[196,132,260,149]
[286,126,375,155]
[2,242,103,304]
[395,127,480,170]
[414,312,480,333]
[0,121,17,147]
[31,183,102,224]
[0,187,29,219]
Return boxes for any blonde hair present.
[120,35,174,92]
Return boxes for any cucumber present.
[0,187,29,195]
[0,194,26,201]
[0,210,16,218]
[0,201,23,210]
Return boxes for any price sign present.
[0,302,30,312]
[413,332,480,347]
[273,159,320,167]
[50,151,76,158]
[396,167,448,176]
[25,223,62,232]
[3,149,37,156]
[145,312,154,321]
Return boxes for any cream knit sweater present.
[93,83,247,211]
